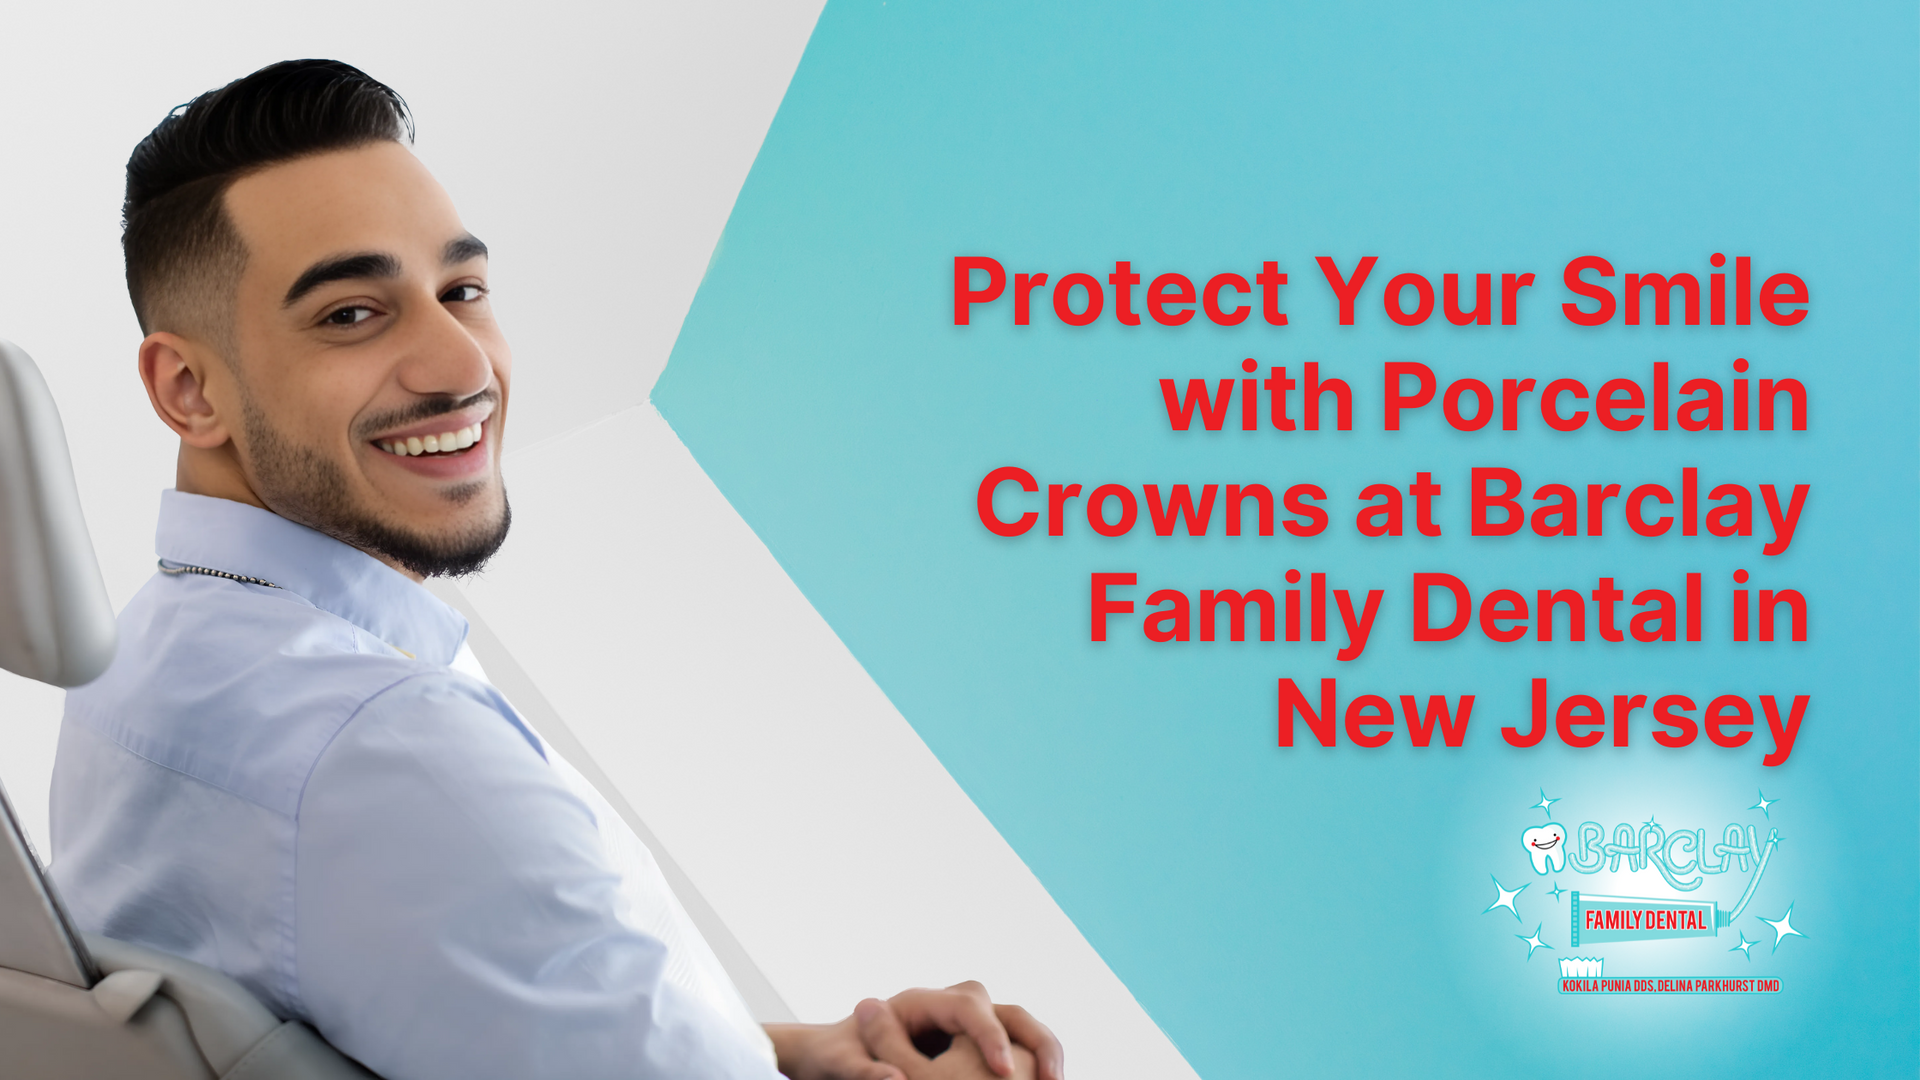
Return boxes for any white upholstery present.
[0,339,115,689]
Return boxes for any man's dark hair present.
[122,59,413,337]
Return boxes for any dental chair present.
[0,339,375,1078]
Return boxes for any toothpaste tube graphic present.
[1572,893,1720,945]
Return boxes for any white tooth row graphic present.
[381,422,481,457]
[1559,957,1603,978]
[1523,823,1567,874]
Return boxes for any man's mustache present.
[354,389,498,441]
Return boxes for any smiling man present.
[47,60,1058,1080]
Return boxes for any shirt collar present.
[154,489,469,665]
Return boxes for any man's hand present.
[766,982,1062,1080]
[766,1009,1040,1080]
[867,1030,1035,1080]
[857,983,1062,1080]
[766,1014,903,1080]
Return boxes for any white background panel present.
[0,3,1197,1075]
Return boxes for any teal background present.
[653,3,1918,1076]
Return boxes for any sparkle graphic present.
[1751,790,1777,819]
[1485,875,1526,921]
[1548,881,1566,903]
[1728,931,1757,961]
[1516,923,1552,960]
[1643,813,1659,828]
[1532,788,1559,820]
[1759,903,1806,953]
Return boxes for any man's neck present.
[175,441,267,510]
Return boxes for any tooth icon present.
[1523,823,1567,874]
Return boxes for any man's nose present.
[394,297,494,399]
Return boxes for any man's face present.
[217,141,510,576]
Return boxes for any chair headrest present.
[0,340,115,687]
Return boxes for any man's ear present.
[138,332,232,448]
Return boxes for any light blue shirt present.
[50,491,779,1080]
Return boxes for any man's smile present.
[377,419,485,458]
[368,409,494,480]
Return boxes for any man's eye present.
[324,306,377,326]
[441,284,487,303]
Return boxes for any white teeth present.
[1523,824,1567,874]
[382,422,482,457]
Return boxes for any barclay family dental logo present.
[1482,788,1805,995]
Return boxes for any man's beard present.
[239,388,510,578]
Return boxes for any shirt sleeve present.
[294,673,781,1080]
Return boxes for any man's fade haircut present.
[122,59,413,338]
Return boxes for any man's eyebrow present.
[282,252,402,307]
[444,234,488,265]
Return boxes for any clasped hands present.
[767,980,1062,1080]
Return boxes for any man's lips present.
[369,415,493,479]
